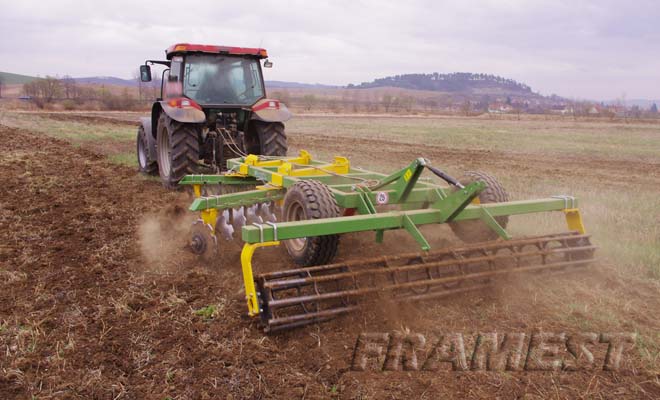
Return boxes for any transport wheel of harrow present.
[136,125,157,175]
[156,113,201,189]
[252,121,288,156]
[450,171,509,242]
[189,220,218,261]
[283,180,340,266]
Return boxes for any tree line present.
[21,76,158,110]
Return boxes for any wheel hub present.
[191,234,207,254]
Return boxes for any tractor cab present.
[177,53,264,105]
[141,43,272,108]
[137,43,290,188]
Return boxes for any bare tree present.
[381,93,393,113]
[461,100,471,116]
[23,76,63,107]
[401,96,415,113]
[61,75,78,99]
[513,104,522,120]
[133,69,143,101]
[40,76,62,102]
[302,94,316,111]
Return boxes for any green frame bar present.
[190,189,285,211]
[453,198,577,220]
[242,197,573,244]
[179,174,260,185]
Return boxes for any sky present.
[1,0,659,100]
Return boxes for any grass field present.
[291,115,660,161]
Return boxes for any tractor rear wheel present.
[136,125,157,175]
[283,180,341,266]
[156,113,201,189]
[450,171,509,242]
[253,121,288,156]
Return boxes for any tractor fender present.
[159,99,206,124]
[139,116,157,162]
[250,98,293,122]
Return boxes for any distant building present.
[487,102,513,113]
[549,105,573,115]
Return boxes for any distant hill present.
[0,71,37,84]
[352,72,534,96]
[74,76,137,87]
[266,81,339,89]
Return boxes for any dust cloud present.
[137,204,195,272]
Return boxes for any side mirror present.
[263,59,273,68]
[140,65,152,82]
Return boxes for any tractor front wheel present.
[156,114,201,189]
[283,180,340,266]
[136,125,157,175]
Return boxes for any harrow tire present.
[283,180,341,266]
[254,121,288,157]
[450,171,509,242]
[156,113,201,189]
[136,125,157,175]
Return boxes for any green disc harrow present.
[180,150,595,332]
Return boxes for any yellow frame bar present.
[240,241,280,316]
[239,150,313,175]
[236,150,351,186]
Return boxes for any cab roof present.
[165,43,268,59]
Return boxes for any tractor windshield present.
[183,54,265,105]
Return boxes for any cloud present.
[0,0,658,99]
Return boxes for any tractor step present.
[255,232,595,332]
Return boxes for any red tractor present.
[137,43,291,188]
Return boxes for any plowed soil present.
[1,123,658,399]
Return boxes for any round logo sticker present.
[376,191,389,205]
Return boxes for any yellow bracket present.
[225,172,247,178]
[241,241,280,317]
[193,184,202,197]
[201,208,218,231]
[563,208,586,234]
